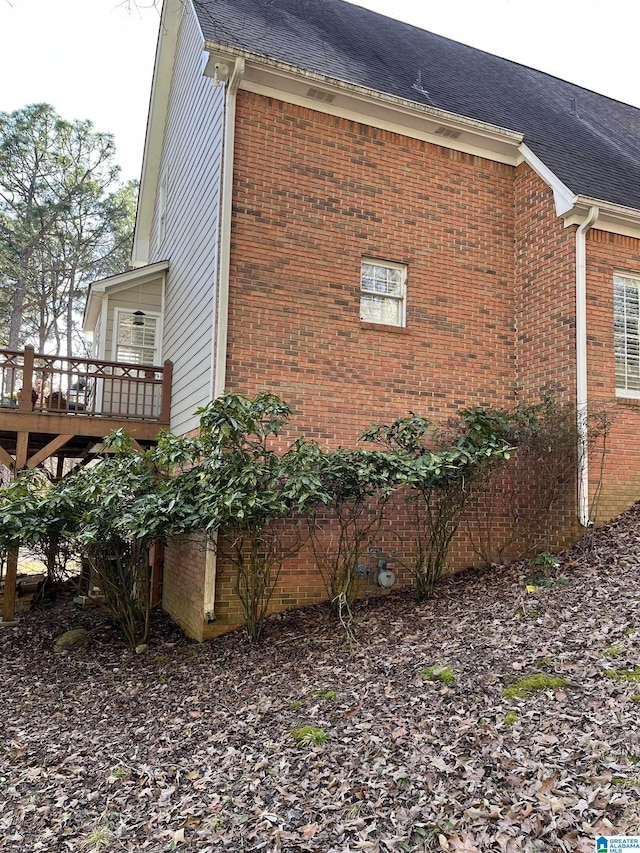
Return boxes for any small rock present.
[54,629,88,654]
[135,643,149,655]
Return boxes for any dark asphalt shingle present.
[194,0,640,211]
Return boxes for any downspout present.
[575,205,599,527]
[213,56,245,398]
[204,56,244,628]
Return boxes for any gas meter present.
[375,554,396,589]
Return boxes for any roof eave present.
[132,0,190,265]
[564,197,640,239]
[204,41,524,164]
[83,261,170,332]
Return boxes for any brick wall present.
[585,229,640,520]
[163,97,625,642]
[514,165,577,403]
[162,533,208,641]
[228,92,517,440]
[513,165,581,546]
[206,92,520,632]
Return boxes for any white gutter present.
[202,56,245,631]
[576,205,599,527]
[213,57,245,398]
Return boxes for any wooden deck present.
[0,347,173,623]
[0,346,172,471]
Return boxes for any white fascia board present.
[517,144,577,215]
[564,196,640,239]
[83,261,169,332]
[132,0,186,265]
[203,43,523,165]
[83,292,104,334]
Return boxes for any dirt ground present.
[2,507,640,852]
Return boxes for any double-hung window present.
[614,273,640,396]
[360,259,407,327]
[115,310,161,365]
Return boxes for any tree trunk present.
[8,277,26,350]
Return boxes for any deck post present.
[18,346,34,412]
[160,360,173,425]
[15,431,29,470]
[2,545,19,623]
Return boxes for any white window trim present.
[112,307,163,366]
[614,271,640,398]
[360,257,407,327]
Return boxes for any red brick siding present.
[513,165,579,544]
[586,230,640,520]
[227,92,517,441]
[162,98,612,641]
[514,165,577,403]
[162,534,207,641]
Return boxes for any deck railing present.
[0,346,172,423]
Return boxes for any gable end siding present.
[149,4,225,435]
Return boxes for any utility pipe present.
[575,205,599,526]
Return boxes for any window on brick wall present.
[360,259,406,327]
[614,272,640,396]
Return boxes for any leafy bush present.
[361,410,511,600]
[305,443,400,614]
[50,431,182,648]
[465,395,614,564]
[187,393,327,642]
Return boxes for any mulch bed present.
[2,507,640,851]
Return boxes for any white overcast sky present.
[1,0,638,182]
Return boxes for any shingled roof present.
[194,0,640,212]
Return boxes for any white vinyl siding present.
[614,273,640,396]
[149,5,226,435]
[360,259,407,327]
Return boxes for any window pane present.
[614,276,640,393]
[117,347,156,365]
[116,313,158,365]
[360,260,406,327]
[361,264,403,296]
[360,294,401,325]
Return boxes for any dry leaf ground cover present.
[2,508,640,852]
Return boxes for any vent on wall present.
[306,87,336,104]
[434,126,461,139]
